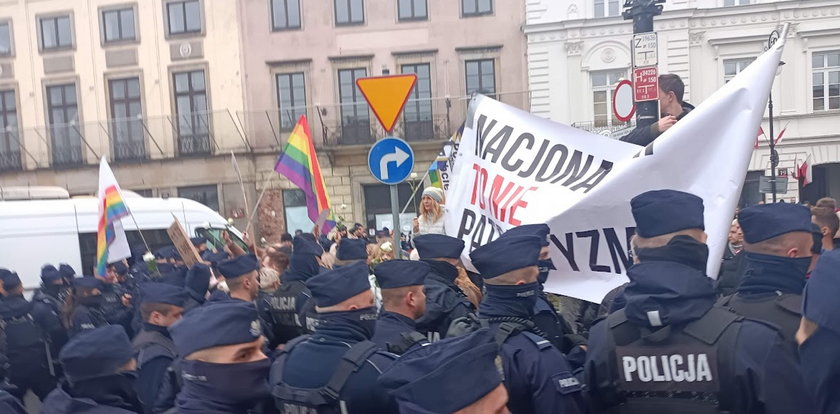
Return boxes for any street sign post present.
[368,137,415,258]
[612,79,636,123]
[633,66,659,102]
[632,32,658,67]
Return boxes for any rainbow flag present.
[96,157,131,277]
[274,116,336,234]
[428,162,442,189]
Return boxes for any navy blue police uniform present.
[259,236,323,348]
[217,254,260,302]
[585,190,815,414]
[270,261,399,413]
[0,269,59,401]
[57,263,77,302]
[69,276,110,337]
[170,300,275,414]
[31,265,69,376]
[799,249,840,414]
[500,224,584,355]
[379,328,505,413]
[413,234,476,342]
[370,260,430,354]
[717,203,813,346]
[131,283,188,414]
[41,325,143,414]
[470,236,586,414]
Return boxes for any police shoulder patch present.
[552,371,583,395]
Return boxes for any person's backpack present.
[271,336,379,414]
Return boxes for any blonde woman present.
[412,187,446,236]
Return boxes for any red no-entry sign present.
[612,80,636,123]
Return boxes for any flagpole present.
[244,173,275,236]
[231,152,252,228]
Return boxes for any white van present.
[0,192,245,291]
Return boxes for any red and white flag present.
[798,154,813,187]
[755,126,765,149]
[774,122,789,145]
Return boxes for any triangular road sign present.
[356,74,418,133]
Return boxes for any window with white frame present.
[591,70,626,127]
[723,58,755,83]
[723,0,750,6]
[813,51,840,111]
[594,0,620,18]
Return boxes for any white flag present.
[96,157,131,277]
[445,27,787,303]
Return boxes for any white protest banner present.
[445,28,786,304]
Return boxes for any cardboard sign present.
[167,215,202,267]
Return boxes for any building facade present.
[0,0,255,226]
[0,0,529,242]
[238,0,528,238]
[524,0,840,205]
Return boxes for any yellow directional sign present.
[356,74,418,133]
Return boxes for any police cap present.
[337,238,368,261]
[414,234,464,259]
[379,328,503,413]
[374,260,428,289]
[306,261,370,308]
[59,325,134,384]
[0,269,21,290]
[502,223,551,247]
[59,263,77,279]
[41,264,62,283]
[216,254,259,279]
[293,234,324,256]
[738,203,812,243]
[170,300,262,357]
[141,283,188,307]
[631,189,705,238]
[185,263,212,300]
[469,235,542,280]
[73,276,103,290]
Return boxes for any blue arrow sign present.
[368,137,415,185]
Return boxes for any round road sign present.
[612,79,636,123]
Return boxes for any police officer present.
[0,355,25,414]
[67,276,110,336]
[270,261,399,413]
[191,237,209,255]
[370,260,429,355]
[169,300,275,413]
[469,235,585,414]
[132,283,187,413]
[32,265,69,369]
[217,254,261,303]
[798,249,840,414]
[260,235,323,349]
[379,328,508,414]
[413,234,476,342]
[58,263,77,299]
[719,203,813,345]
[41,325,142,413]
[500,224,584,355]
[0,269,60,401]
[103,262,135,335]
[585,190,815,413]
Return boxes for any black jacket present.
[619,102,695,146]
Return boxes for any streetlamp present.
[766,30,785,203]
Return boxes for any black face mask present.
[320,307,379,339]
[635,235,710,272]
[79,294,104,308]
[180,358,271,407]
[479,282,540,319]
[537,259,555,285]
[43,284,63,297]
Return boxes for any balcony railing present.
[3,92,533,171]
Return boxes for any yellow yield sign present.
[356,74,418,133]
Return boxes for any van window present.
[195,227,247,252]
[78,229,172,275]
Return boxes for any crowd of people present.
[0,187,838,414]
